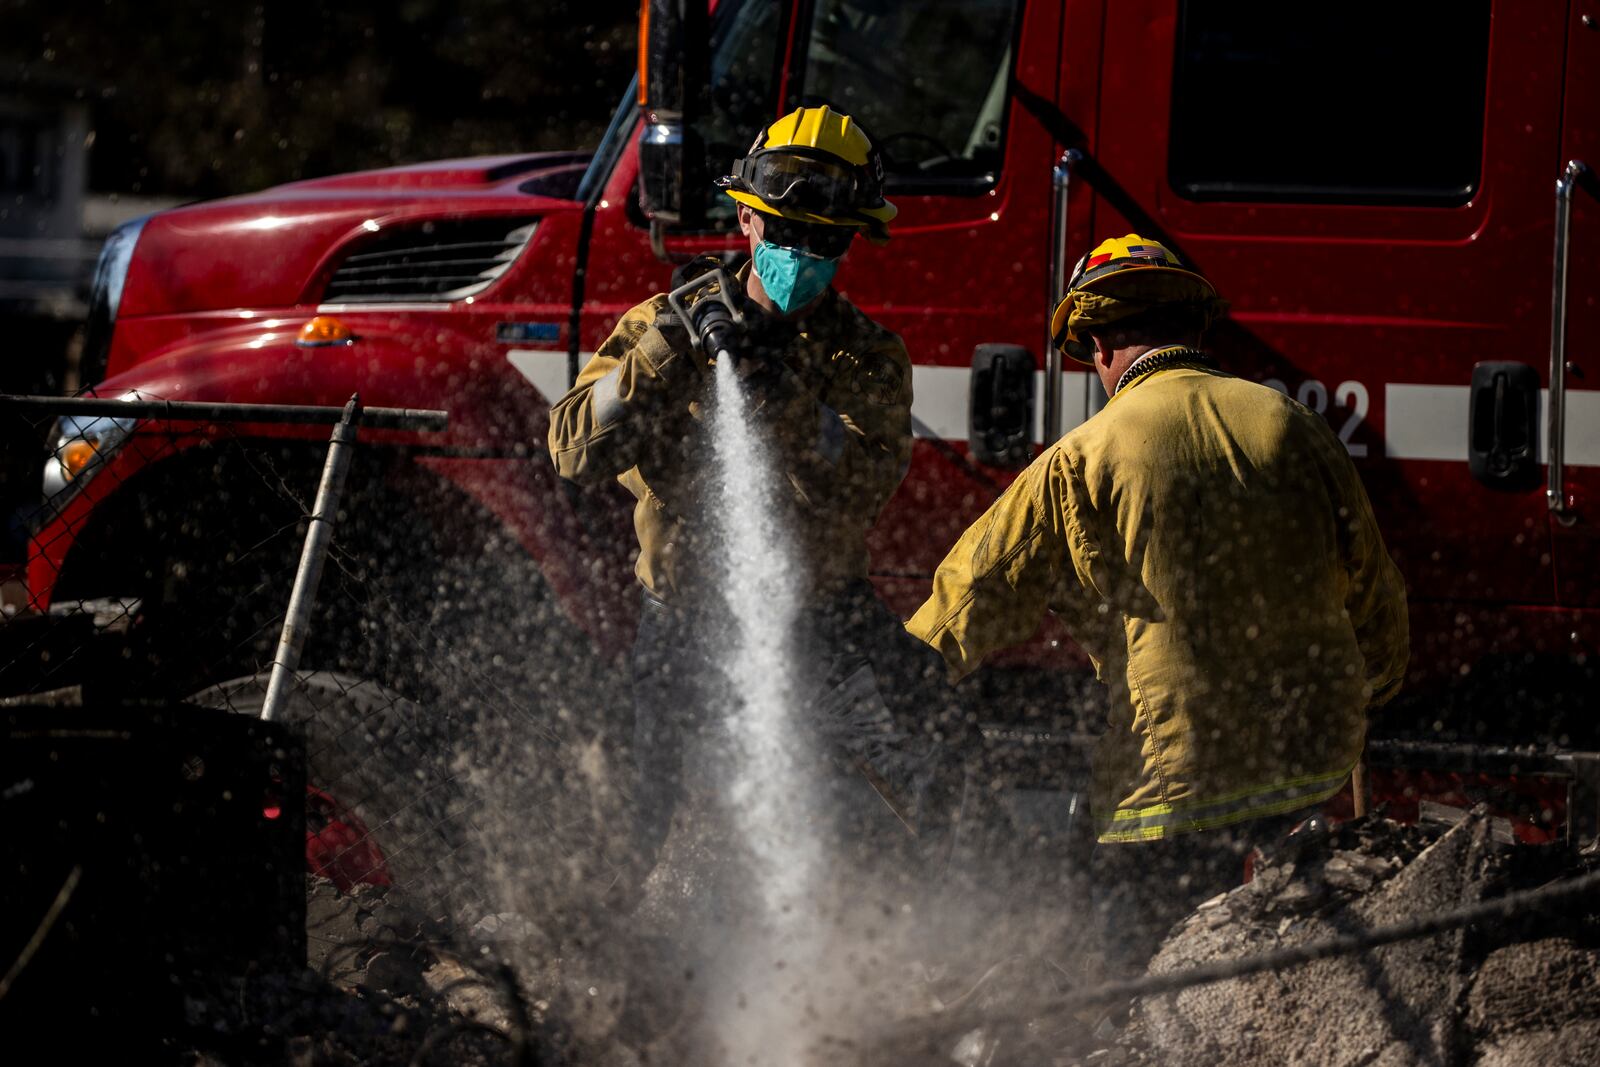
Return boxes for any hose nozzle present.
[667,262,747,366]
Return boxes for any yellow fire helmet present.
[1050,234,1223,363]
[718,106,897,243]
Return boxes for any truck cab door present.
[1549,1,1600,610]
[1091,0,1568,677]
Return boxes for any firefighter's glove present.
[665,253,748,370]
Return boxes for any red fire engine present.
[22,0,1600,871]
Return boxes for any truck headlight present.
[42,414,138,504]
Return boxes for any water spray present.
[674,261,825,1064]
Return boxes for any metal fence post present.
[261,395,363,722]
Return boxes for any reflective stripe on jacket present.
[547,282,913,602]
[907,364,1409,842]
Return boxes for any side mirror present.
[969,344,1036,468]
[637,0,709,231]
[1468,361,1540,491]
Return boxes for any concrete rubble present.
[1121,812,1600,1067]
[174,812,1600,1065]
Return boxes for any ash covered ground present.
[173,808,1600,1066]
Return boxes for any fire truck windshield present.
[796,0,1021,188]
[598,0,1021,228]
[576,76,640,207]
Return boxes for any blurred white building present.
[0,72,94,320]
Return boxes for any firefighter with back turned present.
[907,234,1410,971]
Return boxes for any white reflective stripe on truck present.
[912,366,1600,466]
[910,365,1096,444]
[1386,383,1600,465]
[519,354,1600,468]
[508,349,588,405]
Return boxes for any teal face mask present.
[753,240,839,315]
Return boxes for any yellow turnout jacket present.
[908,361,1409,841]
[548,279,913,602]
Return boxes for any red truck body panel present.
[28,0,1600,780]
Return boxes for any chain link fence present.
[1,389,636,1056]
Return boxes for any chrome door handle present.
[1044,148,1084,445]
[1549,160,1589,520]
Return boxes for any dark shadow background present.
[1,0,639,200]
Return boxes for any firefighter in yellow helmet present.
[549,107,945,889]
[907,234,1409,971]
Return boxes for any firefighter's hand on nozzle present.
[667,257,749,370]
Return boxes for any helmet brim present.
[725,189,896,232]
[1050,292,1093,364]
[1050,263,1218,364]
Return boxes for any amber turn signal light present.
[296,316,356,347]
[59,438,99,479]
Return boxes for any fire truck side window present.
[1168,0,1491,205]
[796,0,1022,189]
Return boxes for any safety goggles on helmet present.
[758,212,857,259]
[724,147,881,221]
[719,106,897,241]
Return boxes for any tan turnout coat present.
[547,283,913,602]
[908,362,1409,841]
